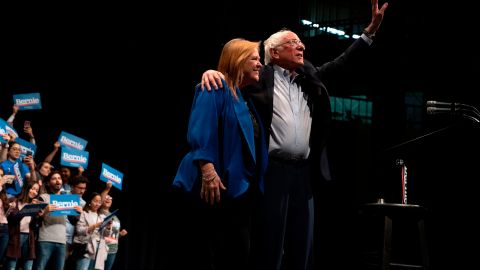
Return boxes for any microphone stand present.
[377,101,480,204]
[382,124,457,153]
[393,100,480,153]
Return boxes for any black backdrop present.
[1,1,479,269]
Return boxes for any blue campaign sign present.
[100,163,123,190]
[60,147,89,169]
[5,125,18,140]
[0,118,7,143]
[50,194,81,216]
[13,93,42,110]
[15,137,37,159]
[58,131,88,151]
[16,203,48,217]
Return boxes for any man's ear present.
[270,48,280,60]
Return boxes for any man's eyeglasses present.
[276,39,304,48]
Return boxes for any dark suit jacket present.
[243,37,370,181]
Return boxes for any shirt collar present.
[273,65,298,83]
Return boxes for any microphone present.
[426,100,453,107]
[427,100,480,114]
[426,107,453,114]
[426,100,480,123]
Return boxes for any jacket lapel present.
[233,89,256,163]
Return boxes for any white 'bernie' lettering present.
[52,200,78,208]
[60,136,82,149]
[103,168,121,183]
[63,153,87,163]
[16,98,40,105]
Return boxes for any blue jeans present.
[76,256,95,270]
[5,233,33,270]
[35,241,66,270]
[104,253,117,270]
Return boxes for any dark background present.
[1,0,479,269]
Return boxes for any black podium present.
[358,203,429,270]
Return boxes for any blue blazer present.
[173,81,268,198]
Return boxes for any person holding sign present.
[35,171,74,270]
[100,195,127,270]
[0,168,11,266]
[65,175,89,268]
[0,141,37,197]
[5,181,42,270]
[73,192,111,270]
[5,105,19,128]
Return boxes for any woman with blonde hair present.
[173,38,268,270]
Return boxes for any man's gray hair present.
[263,29,294,65]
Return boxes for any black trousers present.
[171,186,259,270]
[255,158,314,270]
